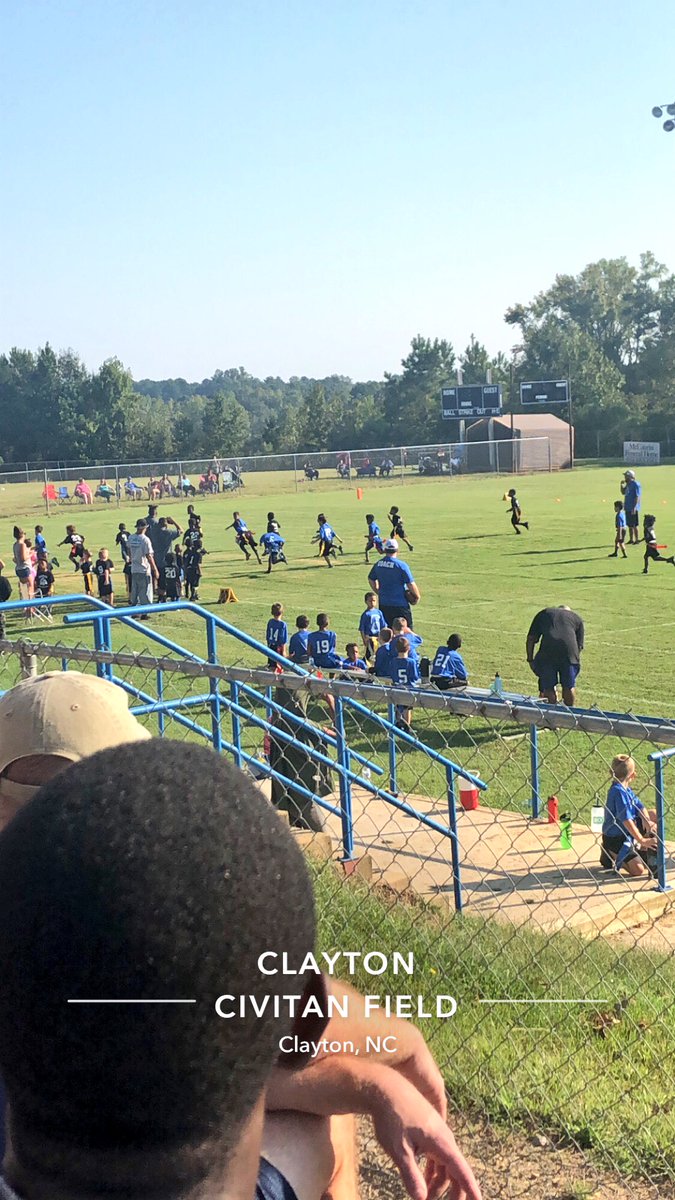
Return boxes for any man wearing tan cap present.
[0,671,150,830]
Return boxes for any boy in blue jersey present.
[307,613,342,668]
[265,602,288,665]
[260,530,287,573]
[373,627,393,675]
[600,755,657,876]
[34,525,47,559]
[289,614,310,662]
[311,513,343,567]
[341,643,367,672]
[359,591,386,662]
[431,633,469,690]
[386,636,420,732]
[389,616,422,663]
[364,513,384,563]
[226,512,262,564]
[609,501,628,558]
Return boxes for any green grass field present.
[4,462,674,713]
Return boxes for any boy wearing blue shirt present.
[359,592,386,662]
[609,501,627,559]
[600,755,657,876]
[364,514,384,564]
[34,525,47,559]
[386,636,420,732]
[373,628,393,676]
[389,616,422,662]
[341,643,367,672]
[307,613,342,668]
[289,615,310,662]
[311,513,343,568]
[265,602,287,665]
[260,530,287,574]
[226,512,262,564]
[431,634,469,690]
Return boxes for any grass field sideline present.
[314,862,675,1179]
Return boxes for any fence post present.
[334,694,354,861]
[156,669,166,736]
[388,701,398,794]
[293,454,299,494]
[19,646,38,678]
[92,615,112,681]
[43,468,50,517]
[529,724,541,819]
[115,464,121,507]
[445,765,463,914]
[206,615,223,754]
[654,758,671,893]
[230,679,243,768]
[548,438,552,473]
[400,447,405,483]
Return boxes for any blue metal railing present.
[648,747,674,893]
[0,595,494,910]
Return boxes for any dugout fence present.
[0,595,675,1189]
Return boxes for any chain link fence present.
[1,629,674,1193]
[0,437,555,515]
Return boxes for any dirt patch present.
[358,1111,674,1200]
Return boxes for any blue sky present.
[3,0,674,381]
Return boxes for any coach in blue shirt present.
[621,469,642,545]
[367,538,421,629]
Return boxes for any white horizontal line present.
[67,999,196,1004]
[478,999,609,1005]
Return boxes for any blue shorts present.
[257,1158,298,1200]
[537,662,580,691]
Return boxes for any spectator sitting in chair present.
[95,479,115,503]
[124,476,142,500]
[73,478,92,505]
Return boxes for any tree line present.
[1,252,674,466]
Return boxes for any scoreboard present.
[520,380,569,405]
[441,384,503,420]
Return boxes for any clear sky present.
[2,0,674,382]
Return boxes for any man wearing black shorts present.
[367,539,421,629]
[526,604,584,706]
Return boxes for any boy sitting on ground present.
[600,754,658,877]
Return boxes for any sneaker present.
[408,544,414,551]
[643,569,648,575]
[608,552,617,558]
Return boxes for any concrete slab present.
[319,788,675,937]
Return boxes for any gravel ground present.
[357,1112,675,1200]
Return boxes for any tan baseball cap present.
[0,671,150,779]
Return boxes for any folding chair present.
[58,486,72,504]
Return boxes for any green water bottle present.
[560,812,572,850]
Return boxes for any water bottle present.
[362,767,372,782]
[547,795,559,823]
[489,673,504,698]
[560,812,572,850]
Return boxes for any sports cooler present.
[459,775,480,811]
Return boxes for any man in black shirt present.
[526,605,584,706]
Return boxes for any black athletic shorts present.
[256,1159,298,1200]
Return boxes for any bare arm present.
[267,1058,481,1200]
